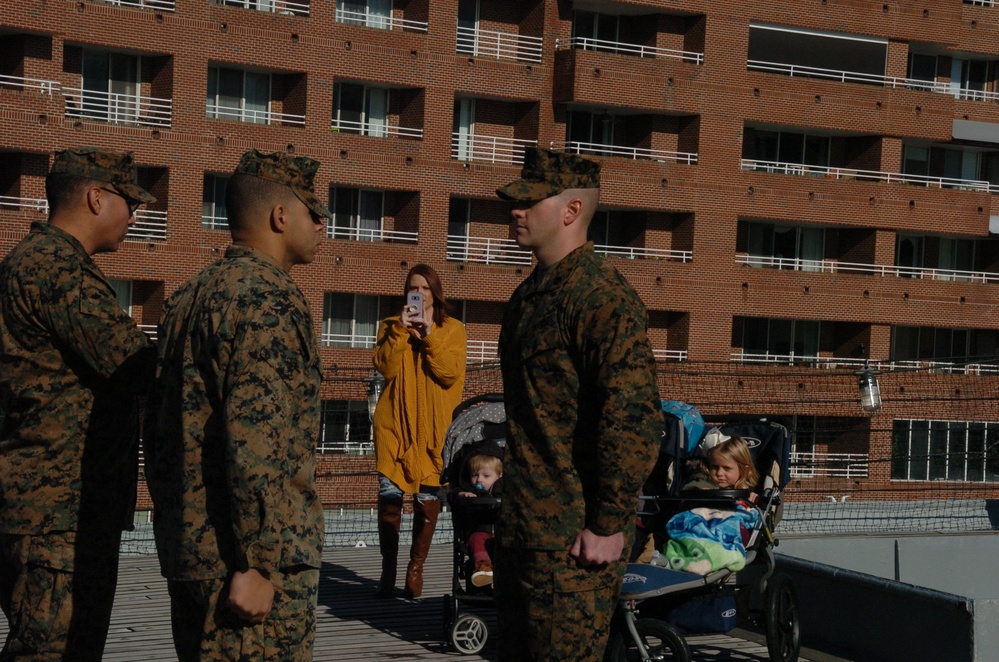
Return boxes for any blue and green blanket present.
[662,502,761,575]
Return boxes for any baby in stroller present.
[455,452,503,587]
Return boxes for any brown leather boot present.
[375,497,402,597]
[402,497,440,599]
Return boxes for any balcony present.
[321,331,375,349]
[96,0,175,10]
[206,102,305,126]
[0,74,59,94]
[456,26,543,63]
[127,209,167,242]
[596,244,690,262]
[328,227,418,243]
[552,140,697,165]
[446,235,532,266]
[740,159,993,192]
[736,254,999,283]
[215,0,310,16]
[0,195,48,214]
[335,7,428,32]
[555,37,702,65]
[330,118,423,139]
[653,349,687,361]
[201,214,229,231]
[729,351,999,375]
[790,451,869,479]
[466,339,498,364]
[451,133,536,165]
[64,88,172,128]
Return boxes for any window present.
[902,145,929,176]
[333,83,388,136]
[746,221,824,271]
[447,198,470,258]
[206,66,270,124]
[752,130,830,171]
[330,187,383,241]
[907,53,937,87]
[951,58,991,100]
[318,400,373,453]
[338,0,392,28]
[81,50,139,123]
[572,11,620,52]
[202,174,229,231]
[456,0,479,54]
[938,237,975,280]
[741,317,819,363]
[892,419,999,482]
[895,234,924,275]
[891,326,999,368]
[108,279,133,315]
[452,97,475,161]
[567,111,618,154]
[747,23,887,81]
[322,293,379,348]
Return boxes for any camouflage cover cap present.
[234,149,332,219]
[496,147,600,202]
[50,147,156,204]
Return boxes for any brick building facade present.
[3,0,999,510]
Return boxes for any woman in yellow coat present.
[372,264,466,598]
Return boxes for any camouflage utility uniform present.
[146,245,324,661]
[497,242,660,661]
[0,222,155,659]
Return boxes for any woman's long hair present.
[404,263,452,327]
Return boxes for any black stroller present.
[440,394,507,655]
[606,404,801,662]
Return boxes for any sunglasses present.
[100,187,142,215]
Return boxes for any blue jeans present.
[377,474,439,503]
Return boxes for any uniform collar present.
[528,242,594,294]
[31,221,89,258]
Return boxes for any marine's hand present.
[228,568,274,623]
[569,529,625,566]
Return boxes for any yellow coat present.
[372,316,466,492]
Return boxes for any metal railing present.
[206,103,306,126]
[0,196,48,213]
[215,0,309,16]
[327,227,418,243]
[653,349,688,361]
[321,332,377,349]
[137,324,158,341]
[553,140,698,165]
[736,253,999,283]
[64,88,172,127]
[330,118,423,139]
[790,451,869,479]
[965,0,995,7]
[334,7,428,32]
[740,158,993,192]
[555,36,703,64]
[451,133,536,165]
[730,351,999,375]
[595,244,692,262]
[201,214,229,231]
[446,235,533,266]
[466,339,498,364]
[456,26,543,63]
[0,74,59,94]
[98,0,176,10]
[126,209,167,242]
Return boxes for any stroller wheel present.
[449,612,488,655]
[607,618,690,662]
[764,574,801,662]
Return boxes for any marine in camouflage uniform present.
[0,147,156,660]
[495,148,661,661]
[145,149,328,662]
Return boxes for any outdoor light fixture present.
[857,367,882,412]
[364,371,385,422]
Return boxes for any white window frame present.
[334,82,389,137]
[330,187,384,241]
[892,419,999,482]
[206,65,271,124]
[322,293,380,348]
[82,50,140,123]
[201,173,230,231]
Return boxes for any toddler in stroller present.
[455,452,503,587]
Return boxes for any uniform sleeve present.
[223,289,309,573]
[579,292,660,537]
[421,319,466,388]
[372,317,410,379]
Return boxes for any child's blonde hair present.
[706,436,759,489]
[469,454,502,475]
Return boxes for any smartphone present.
[406,291,424,315]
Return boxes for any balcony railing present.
[467,339,498,364]
[330,118,423,139]
[216,0,309,16]
[553,140,698,165]
[137,324,158,341]
[748,58,999,103]
[456,26,543,63]
[99,0,176,10]
[595,244,692,262]
[965,0,995,6]
[446,235,533,266]
[790,451,869,479]
[0,195,48,213]
[452,133,537,165]
[65,88,172,127]
[740,158,993,192]
[201,214,229,231]
[327,227,418,243]
[127,209,167,242]
[206,103,306,126]
[555,36,703,64]
[736,254,999,283]
[321,332,376,349]
[0,74,59,94]
[653,349,687,361]
[334,7,428,32]
[730,351,999,375]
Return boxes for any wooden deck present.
[0,545,826,660]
